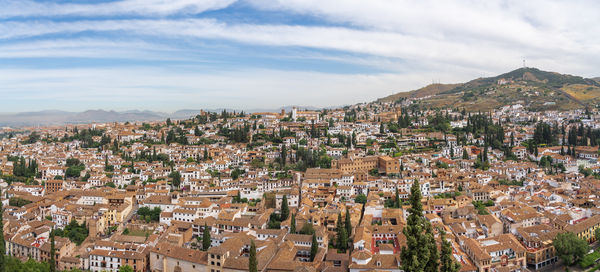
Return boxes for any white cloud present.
[0,38,182,59]
[0,0,236,18]
[0,67,468,112]
[2,0,600,111]
[246,0,600,74]
[3,15,600,76]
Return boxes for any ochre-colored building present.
[331,155,399,175]
[45,179,64,194]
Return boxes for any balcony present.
[491,254,516,264]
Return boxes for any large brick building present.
[45,179,64,194]
[331,155,399,175]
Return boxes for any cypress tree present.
[310,234,318,261]
[395,187,401,208]
[202,223,211,251]
[336,213,345,250]
[290,213,296,234]
[483,144,488,162]
[401,180,436,272]
[50,233,56,272]
[280,195,289,221]
[345,207,352,237]
[337,227,348,252]
[249,240,257,272]
[440,231,461,272]
[336,213,343,233]
[424,224,439,272]
[280,145,287,167]
[0,191,5,272]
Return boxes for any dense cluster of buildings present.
[2,103,600,272]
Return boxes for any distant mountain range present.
[378,67,600,112]
[0,106,325,128]
[6,67,594,127]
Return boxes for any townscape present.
[3,0,600,271]
[4,82,600,272]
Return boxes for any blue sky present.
[1,0,600,112]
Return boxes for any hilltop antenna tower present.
[523,59,526,68]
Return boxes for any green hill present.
[378,83,461,102]
[380,67,600,111]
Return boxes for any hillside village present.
[3,98,600,272]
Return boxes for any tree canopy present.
[553,232,589,266]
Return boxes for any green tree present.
[299,223,315,235]
[233,190,242,203]
[9,197,31,207]
[401,180,437,272]
[336,213,346,251]
[52,219,88,246]
[394,187,401,208]
[336,226,348,252]
[595,228,600,242]
[553,232,589,265]
[49,233,56,272]
[310,234,318,261]
[202,223,211,251]
[280,145,287,167]
[137,207,161,222]
[345,207,352,237]
[425,225,439,272]
[355,194,367,204]
[0,191,5,272]
[336,212,343,233]
[280,195,289,221]
[249,240,257,272]
[290,213,296,234]
[119,265,134,272]
[169,171,181,188]
[440,231,460,272]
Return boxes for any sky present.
[1,0,600,112]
